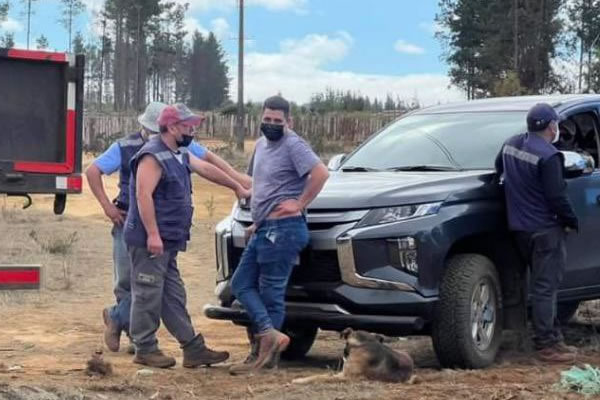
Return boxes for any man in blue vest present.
[124,103,251,368]
[496,103,579,363]
[86,102,250,355]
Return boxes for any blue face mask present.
[261,123,285,141]
[176,134,194,147]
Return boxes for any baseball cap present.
[138,101,167,133]
[157,103,204,128]
[527,103,559,132]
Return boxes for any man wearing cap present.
[124,103,251,368]
[87,102,250,355]
[495,102,579,363]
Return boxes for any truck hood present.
[309,170,500,210]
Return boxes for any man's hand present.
[236,186,251,201]
[147,232,164,256]
[271,199,302,218]
[245,223,256,240]
[104,203,126,226]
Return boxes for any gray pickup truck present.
[205,94,600,369]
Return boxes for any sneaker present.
[133,350,176,369]
[102,308,121,352]
[536,345,576,363]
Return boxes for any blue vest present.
[123,136,194,251]
[502,133,561,232]
[115,131,146,210]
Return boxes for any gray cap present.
[138,102,167,133]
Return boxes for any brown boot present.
[126,341,136,355]
[182,335,229,368]
[133,350,176,368]
[102,308,120,352]
[229,329,289,375]
[536,345,576,363]
[554,341,577,354]
[243,330,277,368]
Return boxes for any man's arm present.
[189,154,251,200]
[203,150,252,189]
[298,163,329,209]
[85,164,125,225]
[271,163,330,217]
[541,154,579,231]
[136,155,163,255]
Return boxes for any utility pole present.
[588,32,600,93]
[135,4,142,110]
[98,15,106,107]
[235,0,245,152]
[26,0,31,49]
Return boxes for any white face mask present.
[551,121,560,143]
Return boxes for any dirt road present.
[0,162,598,399]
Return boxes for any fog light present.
[389,237,418,275]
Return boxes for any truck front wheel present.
[432,254,503,369]
[280,325,318,360]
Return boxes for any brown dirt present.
[0,152,599,399]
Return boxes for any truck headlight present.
[356,202,442,228]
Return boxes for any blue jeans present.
[231,216,309,334]
[109,225,132,334]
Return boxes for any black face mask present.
[176,134,194,147]
[261,123,284,141]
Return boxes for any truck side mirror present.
[562,151,594,178]
[327,154,346,171]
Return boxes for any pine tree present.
[20,0,38,49]
[59,0,85,52]
[35,34,48,50]
[72,31,84,54]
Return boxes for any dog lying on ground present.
[292,328,414,384]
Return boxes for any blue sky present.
[1,0,465,105]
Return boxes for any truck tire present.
[280,325,318,360]
[557,301,580,324]
[432,254,503,369]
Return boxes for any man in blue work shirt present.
[496,103,579,363]
[86,102,250,354]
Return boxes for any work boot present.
[229,329,289,375]
[243,330,278,368]
[182,335,229,368]
[554,341,577,354]
[126,341,136,355]
[536,345,576,363]
[102,308,120,352]
[244,329,259,364]
[133,350,176,369]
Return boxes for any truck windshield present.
[342,111,528,171]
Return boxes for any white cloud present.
[419,21,443,36]
[394,39,425,55]
[0,17,23,33]
[229,32,464,106]
[81,0,104,15]
[184,17,209,39]
[211,18,231,41]
[179,0,307,13]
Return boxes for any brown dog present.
[292,328,414,384]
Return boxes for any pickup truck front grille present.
[290,250,341,283]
